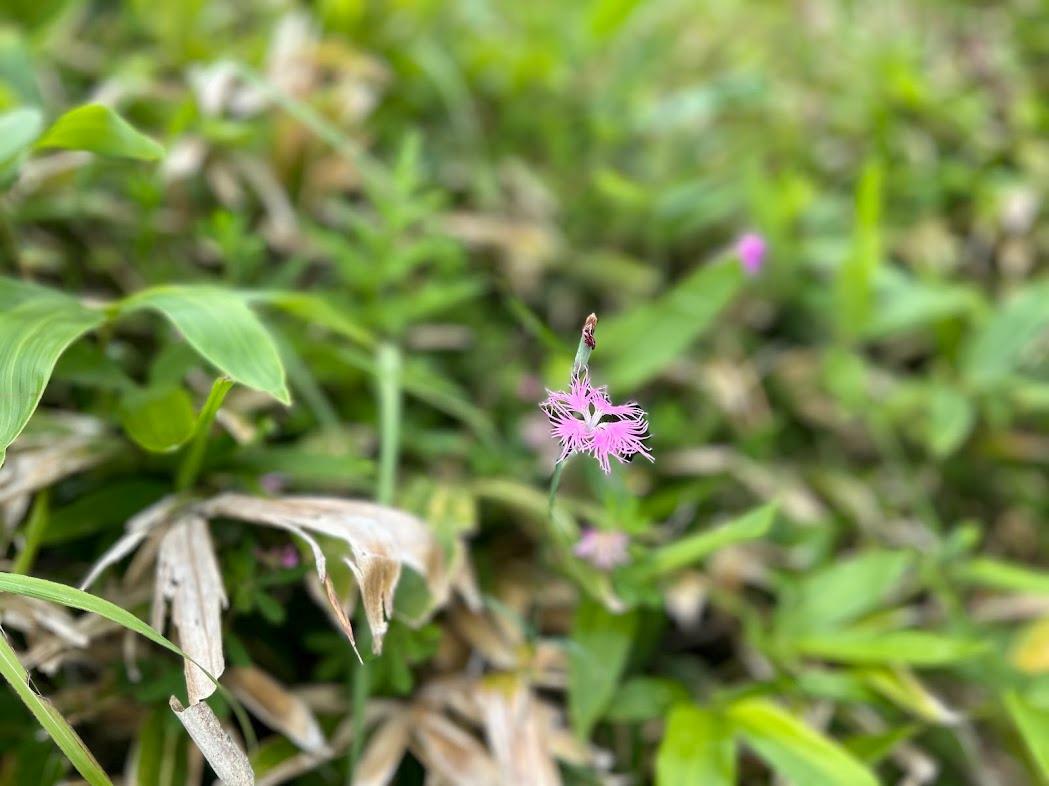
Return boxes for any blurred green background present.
[0,0,1047,784]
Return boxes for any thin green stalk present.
[12,490,48,575]
[347,342,402,784]
[175,378,234,492]
[375,342,402,507]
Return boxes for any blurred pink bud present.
[736,232,767,275]
[573,529,630,570]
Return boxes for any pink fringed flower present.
[574,528,630,570]
[540,375,653,474]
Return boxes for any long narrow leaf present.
[0,630,113,786]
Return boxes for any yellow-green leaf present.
[656,704,735,786]
[0,280,104,466]
[729,698,878,786]
[35,104,163,160]
[121,286,290,404]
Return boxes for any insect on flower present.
[540,314,653,475]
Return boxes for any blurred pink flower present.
[278,543,300,569]
[736,232,767,275]
[540,375,653,474]
[574,529,630,570]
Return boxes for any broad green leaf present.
[0,632,112,786]
[844,725,918,764]
[957,558,1049,595]
[835,159,883,341]
[963,280,1049,388]
[0,283,104,465]
[119,385,196,452]
[630,503,776,579]
[254,291,374,347]
[0,106,43,167]
[568,596,638,739]
[0,572,184,659]
[1004,691,1049,781]
[656,704,735,786]
[599,259,744,388]
[35,104,163,160]
[605,677,691,722]
[795,630,987,666]
[728,698,878,786]
[863,270,982,340]
[778,550,913,635]
[923,385,974,458]
[857,667,959,723]
[121,286,290,404]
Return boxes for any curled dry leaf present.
[200,494,452,653]
[170,696,255,786]
[225,666,329,755]
[0,418,111,527]
[153,514,227,704]
[477,675,562,786]
[79,496,181,591]
[354,714,412,786]
[410,709,500,786]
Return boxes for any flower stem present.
[175,377,234,491]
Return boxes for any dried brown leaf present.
[225,666,329,755]
[154,514,227,704]
[170,696,255,786]
[477,676,561,786]
[201,494,449,653]
[410,709,499,786]
[354,713,411,786]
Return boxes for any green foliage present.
[568,597,638,739]
[0,282,104,464]
[656,704,735,786]
[120,286,289,404]
[728,698,879,786]
[35,104,164,160]
[0,0,1044,782]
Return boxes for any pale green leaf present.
[957,558,1049,595]
[729,698,878,786]
[631,503,776,579]
[656,704,735,786]
[599,259,744,388]
[0,632,113,786]
[0,106,43,167]
[835,159,883,340]
[35,103,163,160]
[0,282,104,465]
[778,550,913,635]
[569,597,638,739]
[121,286,290,404]
[119,385,196,453]
[963,280,1049,388]
[1003,691,1049,782]
[795,630,987,666]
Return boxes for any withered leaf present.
[154,514,227,704]
[225,666,329,755]
[170,696,254,786]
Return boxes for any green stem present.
[12,491,49,575]
[347,343,401,784]
[375,342,402,507]
[175,378,234,492]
